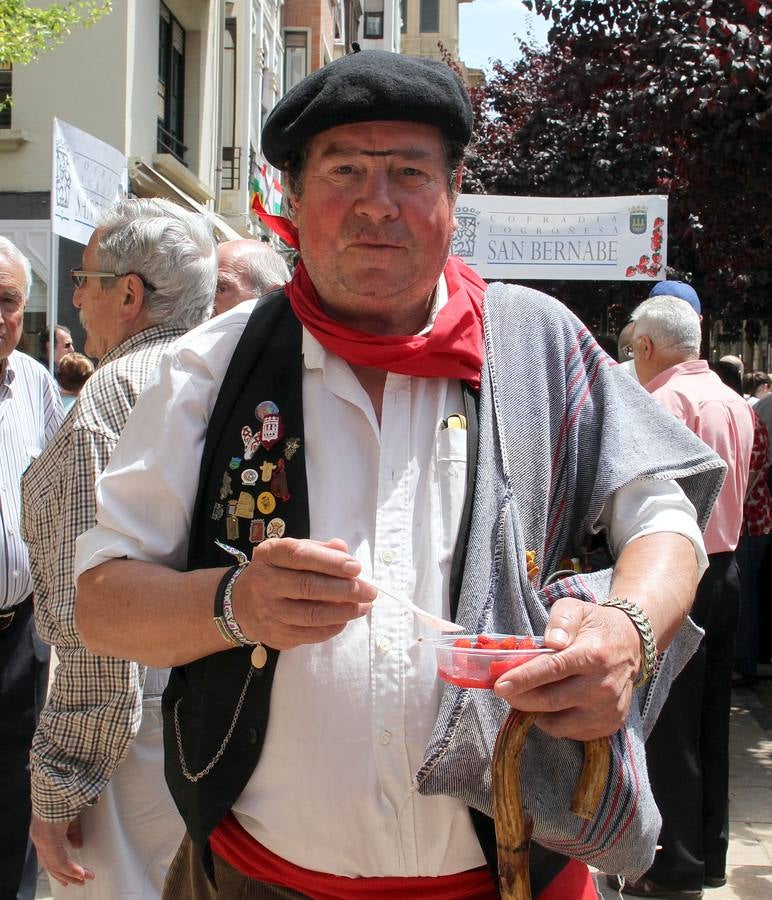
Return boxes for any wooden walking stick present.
[492,710,611,900]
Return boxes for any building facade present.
[0,0,472,351]
[0,0,287,349]
[357,0,400,52]
[399,0,471,62]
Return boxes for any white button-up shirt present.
[75,286,706,876]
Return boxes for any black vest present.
[162,290,566,894]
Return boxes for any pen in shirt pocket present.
[440,414,467,430]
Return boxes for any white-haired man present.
[0,236,64,900]
[215,239,290,315]
[615,292,754,897]
[20,199,218,898]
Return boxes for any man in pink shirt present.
[617,290,753,897]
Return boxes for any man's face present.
[215,244,255,315]
[72,230,127,359]
[290,121,457,334]
[54,327,74,365]
[0,254,27,362]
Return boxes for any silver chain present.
[174,668,254,782]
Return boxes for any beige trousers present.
[51,695,184,900]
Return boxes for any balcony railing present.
[157,122,187,163]
[221,145,241,191]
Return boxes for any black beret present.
[261,49,473,169]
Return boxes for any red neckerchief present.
[286,256,484,388]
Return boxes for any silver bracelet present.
[220,565,253,646]
[599,596,657,687]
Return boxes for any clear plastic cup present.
[431,633,555,689]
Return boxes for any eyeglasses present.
[70,269,156,292]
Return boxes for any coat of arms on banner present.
[55,140,72,208]
[629,207,648,235]
[451,205,480,258]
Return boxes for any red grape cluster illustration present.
[625,217,665,278]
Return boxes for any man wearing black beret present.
[75,50,723,899]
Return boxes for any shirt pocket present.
[435,426,468,565]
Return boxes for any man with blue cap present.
[649,280,702,318]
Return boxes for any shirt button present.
[381,549,395,565]
[379,730,392,745]
[376,637,392,653]
[247,727,258,744]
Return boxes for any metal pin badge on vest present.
[236,492,255,519]
[284,437,301,459]
[255,400,285,450]
[257,491,276,515]
[270,459,290,501]
[219,472,233,500]
[266,518,286,539]
[241,425,260,460]
[259,460,277,482]
[249,519,265,544]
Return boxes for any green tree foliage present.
[0,0,112,66]
[463,0,772,333]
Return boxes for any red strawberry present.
[475,634,498,648]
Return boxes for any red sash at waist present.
[211,813,595,899]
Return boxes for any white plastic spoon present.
[359,577,464,633]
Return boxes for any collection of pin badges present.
[213,399,301,545]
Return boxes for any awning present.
[128,158,242,242]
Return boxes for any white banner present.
[51,118,128,245]
[451,194,667,281]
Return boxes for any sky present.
[458,0,549,72]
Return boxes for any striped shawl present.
[416,283,726,878]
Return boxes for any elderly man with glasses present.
[20,198,217,898]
